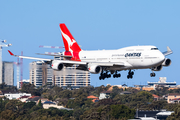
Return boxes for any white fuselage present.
[78,45,165,71]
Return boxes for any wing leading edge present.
[8,50,125,67]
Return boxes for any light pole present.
[0,39,12,84]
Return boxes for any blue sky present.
[0,1,179,87]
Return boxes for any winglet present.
[167,46,172,52]
[163,46,173,56]
[8,50,14,56]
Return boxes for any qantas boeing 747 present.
[8,23,173,80]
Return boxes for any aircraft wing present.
[8,50,125,67]
[8,50,52,61]
[163,46,173,56]
[8,50,87,65]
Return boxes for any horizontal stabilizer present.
[36,53,72,58]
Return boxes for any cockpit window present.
[151,48,158,50]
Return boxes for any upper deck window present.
[151,48,158,50]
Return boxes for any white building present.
[147,77,176,87]
[29,60,90,88]
[29,61,47,87]
[43,101,64,109]
[4,93,31,100]
[99,91,111,100]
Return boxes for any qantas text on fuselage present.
[8,23,173,80]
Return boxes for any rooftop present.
[87,95,98,99]
[18,96,30,99]
[43,101,56,105]
[167,93,180,96]
[27,96,41,102]
[152,94,160,98]
[171,98,180,101]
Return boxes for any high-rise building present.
[29,60,90,89]
[29,61,49,87]
[1,61,14,86]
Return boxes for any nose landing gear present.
[150,72,156,77]
[150,68,156,77]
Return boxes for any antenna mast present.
[20,51,23,88]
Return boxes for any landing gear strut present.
[127,70,134,79]
[150,68,156,77]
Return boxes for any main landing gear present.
[127,70,134,79]
[113,71,121,78]
[99,71,111,80]
[99,70,121,80]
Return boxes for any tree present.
[48,95,53,100]
[60,90,72,99]
[110,104,135,119]
[20,83,41,96]
[110,86,123,99]
[0,110,14,120]
[167,104,180,120]
[38,99,43,108]
[148,100,167,110]
[73,108,83,120]
[23,101,36,109]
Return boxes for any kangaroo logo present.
[61,31,76,52]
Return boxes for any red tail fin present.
[59,23,81,61]
[60,23,81,52]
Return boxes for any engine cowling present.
[162,58,171,67]
[88,65,102,74]
[152,65,163,71]
[51,62,64,71]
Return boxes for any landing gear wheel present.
[150,73,156,77]
[130,75,133,78]
[113,71,121,78]
[127,75,133,79]
[113,74,115,78]
[99,70,112,80]
[131,71,134,75]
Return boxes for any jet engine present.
[162,58,171,66]
[51,61,64,71]
[152,65,163,71]
[88,65,102,74]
